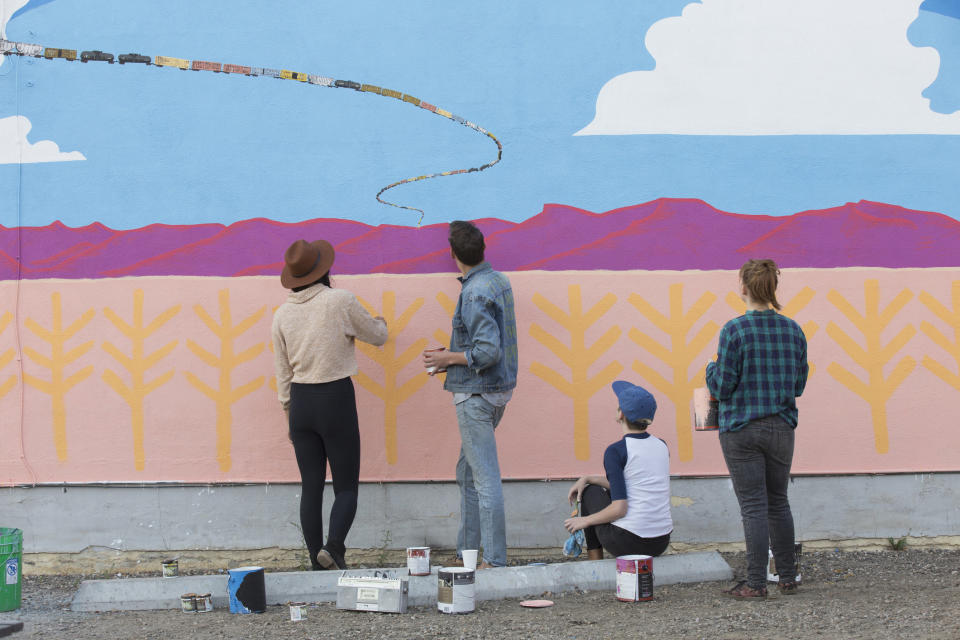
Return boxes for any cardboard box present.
[336,576,409,613]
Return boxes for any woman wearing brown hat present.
[272,239,388,570]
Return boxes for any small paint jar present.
[161,559,179,578]
[289,602,308,621]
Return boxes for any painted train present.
[0,38,496,139]
[1,37,502,223]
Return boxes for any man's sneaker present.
[723,580,767,598]
[317,547,347,570]
[777,580,799,595]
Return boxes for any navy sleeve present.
[603,440,628,501]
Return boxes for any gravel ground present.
[5,548,960,639]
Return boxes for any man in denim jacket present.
[423,221,518,568]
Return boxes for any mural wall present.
[2,0,959,484]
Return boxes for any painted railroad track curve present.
[1,39,503,225]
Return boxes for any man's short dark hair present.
[448,221,485,266]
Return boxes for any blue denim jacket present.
[443,262,519,393]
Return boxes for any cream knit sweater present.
[271,284,388,410]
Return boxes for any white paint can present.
[406,546,431,576]
[437,567,475,614]
[161,559,178,578]
[289,602,307,621]
[615,555,654,602]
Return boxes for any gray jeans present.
[720,416,797,588]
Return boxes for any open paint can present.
[616,555,654,602]
[180,593,197,612]
[227,566,266,614]
[161,559,179,578]
[289,602,307,621]
[195,593,213,612]
[767,543,803,583]
[437,567,475,614]
[406,546,431,576]
[692,387,720,431]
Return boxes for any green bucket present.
[0,528,22,612]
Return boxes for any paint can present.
[425,347,446,374]
[692,387,720,431]
[767,543,803,583]
[406,546,431,576]
[437,567,475,614]
[161,559,179,578]
[227,566,266,614]
[195,593,213,612]
[180,593,197,612]
[615,555,654,602]
[288,602,308,621]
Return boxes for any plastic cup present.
[461,549,478,571]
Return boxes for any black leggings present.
[580,484,671,558]
[289,378,360,568]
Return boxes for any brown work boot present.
[723,580,767,598]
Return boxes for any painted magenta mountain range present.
[1,199,959,279]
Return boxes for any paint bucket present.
[227,566,266,614]
[195,593,213,612]
[289,602,307,621]
[693,387,720,431]
[406,546,431,576]
[180,593,197,612]
[767,543,803,583]
[161,559,178,578]
[437,567,475,614]
[615,555,654,602]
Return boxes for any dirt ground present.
[5,548,960,639]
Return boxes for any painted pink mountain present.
[2,199,959,279]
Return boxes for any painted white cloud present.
[577,0,960,135]
[0,116,86,164]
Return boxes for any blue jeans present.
[455,395,507,567]
[720,416,797,589]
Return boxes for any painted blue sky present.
[1,0,959,229]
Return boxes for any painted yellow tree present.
[530,285,623,460]
[102,290,180,471]
[628,284,719,462]
[185,289,266,472]
[826,280,915,454]
[0,311,16,399]
[356,291,429,465]
[23,293,94,460]
[726,286,820,376]
[918,281,960,393]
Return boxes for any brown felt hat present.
[281,239,335,289]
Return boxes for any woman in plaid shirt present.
[706,259,808,598]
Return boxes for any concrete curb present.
[70,551,732,611]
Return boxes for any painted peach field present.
[1,267,958,485]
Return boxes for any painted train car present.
[307,74,334,86]
[80,50,114,63]
[44,48,77,61]
[419,101,438,113]
[1,40,18,55]
[334,79,361,90]
[14,42,44,57]
[191,60,222,72]
[402,94,420,106]
[222,63,251,75]
[155,55,189,69]
[361,84,382,94]
[280,70,307,81]
[381,88,402,100]
[118,53,150,65]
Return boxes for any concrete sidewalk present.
[70,552,732,611]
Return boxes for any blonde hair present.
[739,259,781,310]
